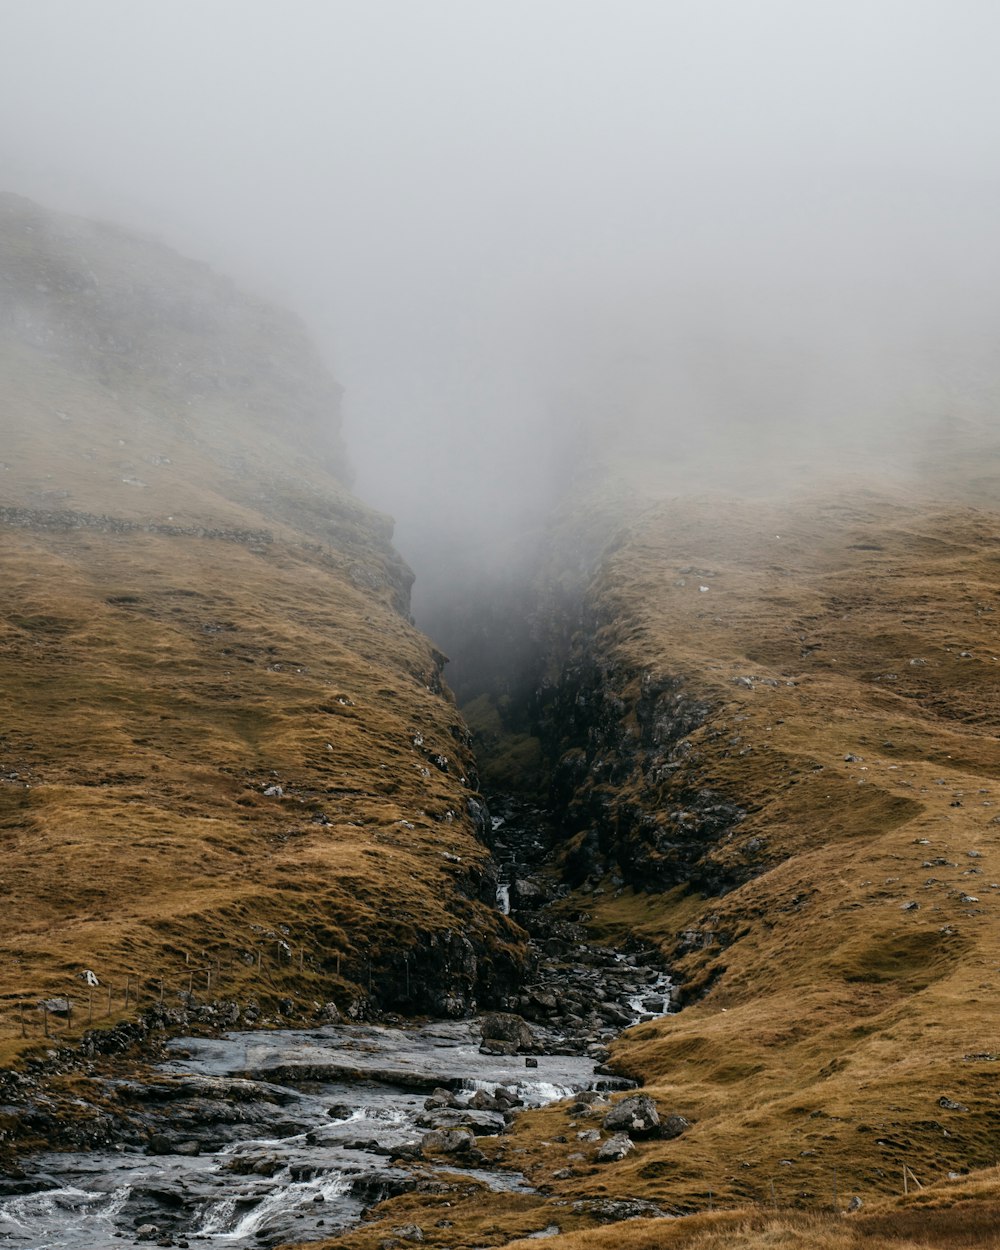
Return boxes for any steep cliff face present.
[0,196,525,1064]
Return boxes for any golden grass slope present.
[532,494,1000,1206]
[0,197,523,1064]
[292,488,1000,1250]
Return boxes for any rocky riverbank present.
[0,800,678,1248]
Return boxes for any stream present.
[0,1020,629,1248]
[0,802,674,1249]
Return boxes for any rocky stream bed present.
[0,802,676,1249]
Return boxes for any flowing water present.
[0,1020,630,1249]
[0,800,674,1249]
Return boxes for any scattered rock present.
[938,1096,969,1112]
[391,1225,424,1243]
[479,1012,535,1051]
[658,1114,690,1139]
[420,1128,475,1157]
[602,1093,660,1138]
[38,998,71,1016]
[595,1132,635,1162]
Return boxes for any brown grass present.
[277,490,1000,1250]
[477,491,1000,1225]
[0,220,524,1066]
[317,486,1000,1250]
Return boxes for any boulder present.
[420,1128,475,1157]
[423,1088,459,1110]
[417,1108,505,1135]
[659,1114,690,1140]
[480,1039,518,1056]
[602,1094,660,1138]
[595,1133,635,1162]
[391,1225,424,1243]
[479,1012,534,1051]
[511,878,548,909]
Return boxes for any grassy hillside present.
[303,482,1000,1250]
[0,195,523,1071]
[511,492,1000,1204]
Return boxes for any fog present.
[2,0,1000,620]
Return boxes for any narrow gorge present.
[1,195,1000,1250]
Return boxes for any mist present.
[2,0,999,623]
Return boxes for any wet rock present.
[328,1102,357,1119]
[480,1039,519,1056]
[595,1132,635,1162]
[420,1128,475,1156]
[511,877,549,909]
[598,1003,633,1026]
[602,1093,660,1138]
[423,1088,460,1110]
[479,1012,535,1051]
[417,1108,505,1135]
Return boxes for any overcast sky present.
[2,1,1000,593]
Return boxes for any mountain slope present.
[0,194,523,1071]
[312,485,1000,1250]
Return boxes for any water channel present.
[0,802,673,1248]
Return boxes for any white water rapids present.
[0,1020,628,1249]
